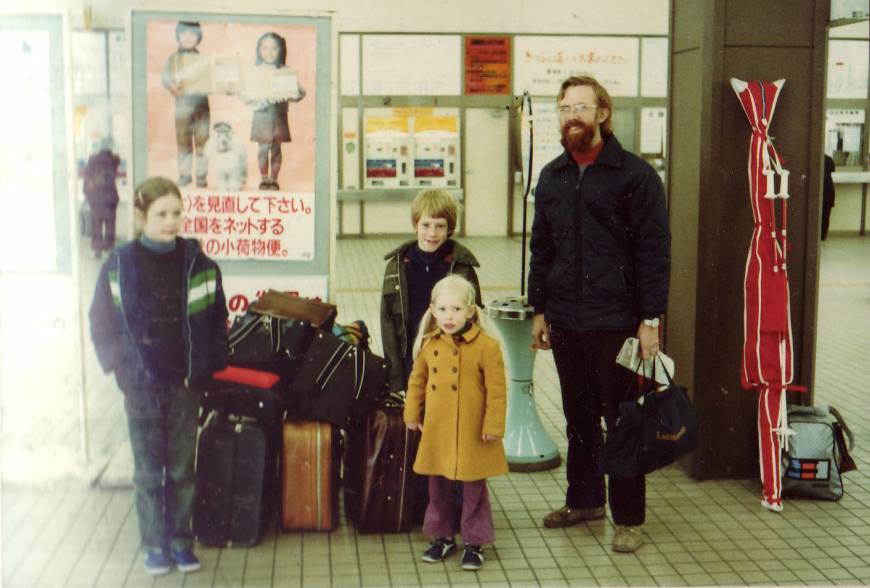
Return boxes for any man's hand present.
[482,434,500,443]
[531,314,551,350]
[406,422,422,432]
[637,323,660,360]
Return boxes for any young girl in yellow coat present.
[404,274,508,571]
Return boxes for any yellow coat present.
[403,324,509,481]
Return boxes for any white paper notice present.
[827,40,869,99]
[72,31,108,95]
[641,37,668,98]
[519,99,564,191]
[363,35,461,96]
[641,108,667,154]
[514,36,639,97]
[109,31,126,96]
[842,125,862,153]
[340,34,360,96]
[0,30,56,272]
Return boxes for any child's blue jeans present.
[123,381,199,552]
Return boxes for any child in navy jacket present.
[89,176,228,576]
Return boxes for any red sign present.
[464,36,510,95]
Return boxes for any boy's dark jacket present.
[380,239,481,393]
[89,238,228,392]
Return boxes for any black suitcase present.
[193,368,283,547]
[227,313,314,378]
[288,330,389,428]
[193,413,277,547]
[344,406,425,533]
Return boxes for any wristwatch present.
[642,317,660,328]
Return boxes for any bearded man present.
[527,76,671,553]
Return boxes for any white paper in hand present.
[615,337,675,386]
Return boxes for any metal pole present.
[520,91,533,297]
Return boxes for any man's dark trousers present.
[549,326,645,526]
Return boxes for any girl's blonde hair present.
[411,274,484,358]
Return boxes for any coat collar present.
[553,134,625,171]
[383,238,480,267]
[434,322,482,344]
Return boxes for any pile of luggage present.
[192,290,427,547]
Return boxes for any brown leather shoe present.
[612,525,643,553]
[542,505,606,528]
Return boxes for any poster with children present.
[143,18,317,261]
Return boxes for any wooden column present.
[667,0,829,479]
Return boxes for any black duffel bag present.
[287,329,389,428]
[602,357,699,479]
[227,313,313,377]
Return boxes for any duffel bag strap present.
[315,341,352,392]
[227,314,262,347]
[352,348,366,402]
[228,314,281,354]
[828,405,855,451]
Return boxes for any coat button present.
[431,384,436,390]
[452,367,457,373]
[453,350,459,356]
[434,350,439,356]
[433,367,438,373]
[452,384,457,391]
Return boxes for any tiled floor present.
[2,235,869,587]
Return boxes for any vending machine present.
[413,115,460,188]
[363,115,413,188]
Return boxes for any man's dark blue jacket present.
[89,238,228,392]
[528,135,671,330]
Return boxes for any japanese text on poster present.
[514,36,639,97]
[222,274,328,324]
[464,36,511,95]
[180,190,314,260]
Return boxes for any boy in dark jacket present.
[380,189,482,397]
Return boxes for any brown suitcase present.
[252,290,337,330]
[281,420,339,531]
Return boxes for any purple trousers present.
[423,476,494,545]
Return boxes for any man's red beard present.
[560,120,596,152]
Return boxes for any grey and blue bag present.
[781,404,856,501]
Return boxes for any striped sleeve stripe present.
[108,269,122,308]
[188,269,217,315]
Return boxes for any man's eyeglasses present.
[557,103,598,117]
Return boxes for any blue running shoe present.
[144,548,171,576]
[172,547,202,573]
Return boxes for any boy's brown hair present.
[410,189,459,236]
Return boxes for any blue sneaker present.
[144,548,172,576]
[172,547,202,573]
